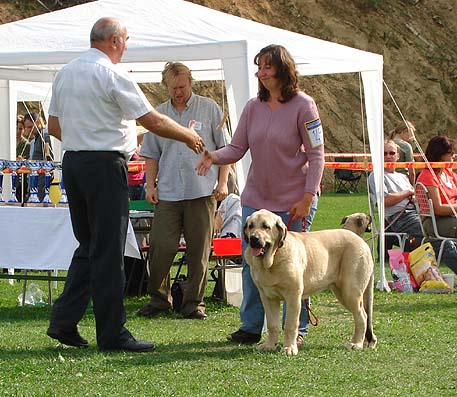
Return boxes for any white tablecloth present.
[0,206,140,270]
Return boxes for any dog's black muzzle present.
[249,235,263,248]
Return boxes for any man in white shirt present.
[368,140,423,252]
[46,17,204,353]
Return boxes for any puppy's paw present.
[257,342,277,352]
[283,344,298,357]
[345,341,363,350]
[363,335,378,349]
[366,337,377,349]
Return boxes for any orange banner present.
[324,161,457,170]
[126,160,457,172]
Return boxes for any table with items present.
[0,206,140,271]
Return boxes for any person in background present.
[389,120,416,185]
[24,112,53,161]
[16,114,24,138]
[24,112,53,201]
[416,135,457,274]
[46,17,204,353]
[368,140,423,252]
[15,114,30,202]
[215,193,242,238]
[196,44,324,347]
[16,115,30,160]
[137,62,230,320]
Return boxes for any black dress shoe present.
[47,327,89,348]
[184,309,208,320]
[227,329,261,344]
[99,337,156,353]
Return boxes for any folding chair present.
[334,157,362,193]
[414,182,457,266]
[369,202,408,259]
[125,200,154,296]
[211,238,242,301]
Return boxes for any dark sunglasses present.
[384,151,397,156]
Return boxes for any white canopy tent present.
[0,0,387,288]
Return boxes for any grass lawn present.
[1,193,456,396]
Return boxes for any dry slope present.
[2,0,456,188]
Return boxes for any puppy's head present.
[341,213,372,237]
[243,209,287,268]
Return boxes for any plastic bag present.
[18,283,47,306]
[388,249,413,293]
[409,243,451,293]
[402,252,419,290]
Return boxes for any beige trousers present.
[146,196,216,316]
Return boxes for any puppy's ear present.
[365,214,372,232]
[340,216,348,226]
[243,220,250,244]
[356,216,363,228]
[276,220,288,248]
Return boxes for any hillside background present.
[2,0,456,190]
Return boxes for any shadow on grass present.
[0,305,53,323]
[0,295,213,322]
[0,338,338,364]
[375,298,457,314]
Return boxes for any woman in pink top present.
[417,135,457,238]
[196,44,324,346]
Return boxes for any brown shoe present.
[184,309,208,320]
[137,304,169,318]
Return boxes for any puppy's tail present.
[363,271,377,348]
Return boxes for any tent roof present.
[0,0,382,82]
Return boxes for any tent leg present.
[376,259,391,292]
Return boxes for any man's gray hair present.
[90,17,123,43]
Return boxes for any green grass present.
[1,193,456,396]
[312,192,369,231]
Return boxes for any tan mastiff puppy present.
[244,209,377,356]
[341,213,372,237]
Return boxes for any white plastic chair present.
[414,182,457,266]
[369,202,408,256]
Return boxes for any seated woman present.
[215,193,242,238]
[416,135,457,273]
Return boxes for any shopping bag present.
[388,248,413,293]
[409,243,451,293]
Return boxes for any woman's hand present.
[196,150,215,176]
[288,192,315,221]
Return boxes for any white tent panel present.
[15,81,52,101]
[0,0,381,72]
[0,0,387,287]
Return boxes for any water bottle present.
[17,283,46,306]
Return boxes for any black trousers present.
[49,151,132,349]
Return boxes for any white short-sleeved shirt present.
[368,171,415,217]
[140,93,229,201]
[48,48,152,158]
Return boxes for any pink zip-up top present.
[213,92,324,211]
